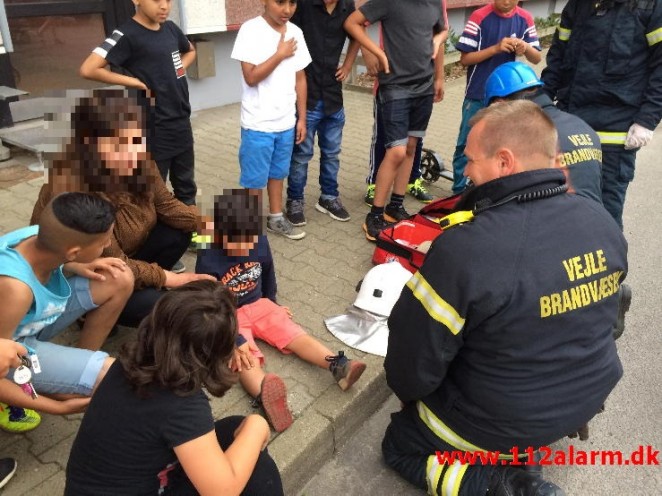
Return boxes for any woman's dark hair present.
[51,88,155,195]
[119,280,238,397]
[213,189,263,242]
[51,192,116,234]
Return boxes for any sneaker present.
[407,178,434,203]
[316,197,350,222]
[255,373,293,432]
[613,283,632,340]
[285,199,306,227]
[363,213,393,242]
[0,403,41,433]
[326,351,366,391]
[0,458,17,489]
[189,232,212,251]
[384,204,411,223]
[267,216,306,240]
[171,260,186,273]
[364,184,375,206]
[488,466,565,496]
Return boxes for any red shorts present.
[237,298,306,364]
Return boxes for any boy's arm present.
[181,41,197,70]
[434,29,448,103]
[0,379,90,414]
[79,53,147,90]
[241,32,297,87]
[295,69,307,144]
[0,277,34,341]
[517,41,542,64]
[344,10,390,74]
[336,38,361,82]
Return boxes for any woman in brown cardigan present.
[31,89,214,326]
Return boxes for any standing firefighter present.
[541,0,662,228]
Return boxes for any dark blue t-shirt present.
[195,235,277,308]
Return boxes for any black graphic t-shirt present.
[94,19,193,160]
[195,235,277,308]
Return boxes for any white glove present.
[624,123,654,150]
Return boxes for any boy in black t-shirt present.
[80,0,197,208]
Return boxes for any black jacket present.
[541,0,662,140]
[385,169,626,451]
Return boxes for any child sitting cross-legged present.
[196,189,366,432]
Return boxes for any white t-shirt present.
[231,16,312,133]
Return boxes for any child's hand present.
[38,396,91,415]
[496,37,517,54]
[282,306,294,319]
[64,258,128,281]
[363,50,381,76]
[229,342,257,372]
[0,339,26,378]
[276,32,297,60]
[377,50,390,74]
[434,77,445,103]
[335,64,351,82]
[295,120,306,144]
[514,40,528,56]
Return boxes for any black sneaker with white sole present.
[286,199,306,227]
[0,458,17,489]
[363,213,393,242]
[316,197,350,222]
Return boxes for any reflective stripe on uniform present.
[646,27,662,46]
[558,26,571,41]
[597,131,627,146]
[417,401,516,460]
[407,272,465,335]
[426,455,445,495]
[426,456,468,496]
[441,461,469,496]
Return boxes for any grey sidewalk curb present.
[269,355,391,495]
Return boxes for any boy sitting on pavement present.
[231,0,312,241]
[196,189,366,432]
[0,193,133,432]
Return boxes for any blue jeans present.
[451,98,484,194]
[288,101,345,201]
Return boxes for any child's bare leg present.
[78,269,134,351]
[373,145,407,207]
[392,137,419,196]
[266,178,284,214]
[284,334,334,369]
[239,365,267,398]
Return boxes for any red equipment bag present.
[372,193,465,273]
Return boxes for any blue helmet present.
[484,61,544,106]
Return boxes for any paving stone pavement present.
[0,79,459,495]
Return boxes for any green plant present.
[445,28,460,53]
[534,13,561,29]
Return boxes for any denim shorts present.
[239,127,295,189]
[379,94,434,148]
[15,276,109,396]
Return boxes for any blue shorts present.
[14,276,109,396]
[378,94,434,148]
[239,127,295,189]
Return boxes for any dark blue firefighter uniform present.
[382,169,626,495]
[541,0,662,228]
